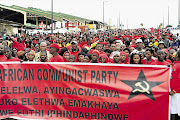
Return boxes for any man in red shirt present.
[152,50,169,65]
[4,47,19,62]
[170,50,180,120]
[69,41,81,62]
[0,45,7,62]
[49,44,64,62]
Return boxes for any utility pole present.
[127,18,128,29]
[168,6,169,25]
[163,13,164,28]
[103,1,104,29]
[121,21,123,29]
[119,12,120,29]
[117,18,118,29]
[178,0,180,27]
[51,0,53,34]
[102,1,108,30]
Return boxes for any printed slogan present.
[0,63,170,120]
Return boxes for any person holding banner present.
[69,55,76,62]
[49,43,64,62]
[130,52,142,64]
[141,48,155,65]
[119,52,129,64]
[27,50,35,62]
[152,50,169,65]
[99,53,109,63]
[90,50,99,63]
[84,54,91,63]
[35,42,52,61]
[63,51,70,62]
[39,51,48,62]
[112,51,120,64]
[4,47,20,62]
[77,52,85,62]
[170,50,180,120]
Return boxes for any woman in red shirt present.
[142,48,155,65]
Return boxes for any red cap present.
[49,43,60,50]
[92,50,100,56]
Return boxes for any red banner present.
[0,63,170,120]
[65,22,79,28]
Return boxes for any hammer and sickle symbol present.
[132,81,150,94]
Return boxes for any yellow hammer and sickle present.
[132,81,150,94]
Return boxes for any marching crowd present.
[0,28,180,119]
[0,28,178,65]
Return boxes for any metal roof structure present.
[9,5,91,22]
[0,4,92,28]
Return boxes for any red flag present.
[150,27,155,34]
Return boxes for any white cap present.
[136,39,143,43]
[112,51,120,57]
[71,41,78,45]
[116,40,122,43]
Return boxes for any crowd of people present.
[0,28,179,65]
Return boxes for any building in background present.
[0,4,108,35]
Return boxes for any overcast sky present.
[0,0,179,29]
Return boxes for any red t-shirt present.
[80,41,87,48]
[69,50,80,62]
[166,59,172,64]
[4,57,19,62]
[152,59,169,65]
[0,55,7,62]
[141,59,155,65]
[171,61,180,93]
[49,55,64,62]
